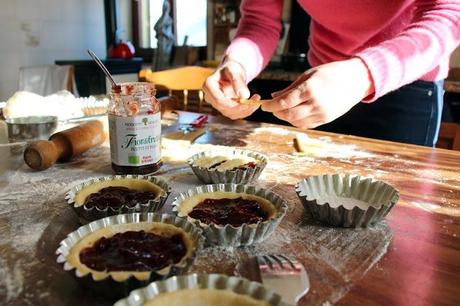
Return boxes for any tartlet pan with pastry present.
[173,183,287,246]
[56,213,203,299]
[66,175,171,223]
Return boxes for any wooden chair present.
[436,122,460,151]
[140,66,215,113]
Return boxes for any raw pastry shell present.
[114,273,290,306]
[187,148,268,184]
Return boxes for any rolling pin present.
[24,120,105,170]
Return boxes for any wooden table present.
[1,112,459,306]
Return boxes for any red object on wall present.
[109,41,135,59]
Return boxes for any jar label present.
[109,113,161,166]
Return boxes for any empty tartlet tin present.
[295,174,400,228]
[66,175,171,223]
[56,213,204,299]
[187,148,268,184]
[114,273,290,306]
[172,184,288,246]
[6,116,58,143]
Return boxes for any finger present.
[221,67,250,99]
[233,76,250,99]
[220,66,233,82]
[203,74,226,101]
[272,103,315,122]
[271,69,315,98]
[233,104,259,119]
[215,103,259,120]
[207,88,258,119]
[271,76,307,98]
[222,83,237,98]
[262,87,312,113]
[290,114,327,129]
[203,74,240,109]
[203,92,224,107]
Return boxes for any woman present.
[203,0,460,146]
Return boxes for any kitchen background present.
[0,0,459,122]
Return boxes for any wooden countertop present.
[0,112,459,306]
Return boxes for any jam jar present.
[108,82,162,174]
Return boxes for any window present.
[135,0,207,49]
[174,0,207,47]
[148,0,163,48]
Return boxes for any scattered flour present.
[252,127,375,159]
[0,258,24,303]
[2,120,454,306]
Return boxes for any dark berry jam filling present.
[231,161,257,171]
[206,160,257,171]
[79,230,186,272]
[84,186,157,210]
[188,197,269,227]
[207,160,226,169]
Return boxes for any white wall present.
[0,0,107,101]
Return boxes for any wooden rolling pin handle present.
[24,121,105,170]
[24,140,62,170]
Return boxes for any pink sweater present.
[225,0,460,101]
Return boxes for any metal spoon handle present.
[87,49,118,89]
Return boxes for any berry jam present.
[232,162,257,171]
[188,197,268,227]
[207,161,257,171]
[208,160,226,169]
[83,186,157,210]
[79,231,186,272]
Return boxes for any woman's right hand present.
[203,59,260,120]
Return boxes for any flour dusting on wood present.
[1,121,456,305]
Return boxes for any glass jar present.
[108,82,162,174]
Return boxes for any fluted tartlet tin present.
[187,148,268,184]
[66,175,171,223]
[295,174,400,228]
[172,184,288,246]
[114,273,290,306]
[56,213,204,299]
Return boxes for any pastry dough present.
[143,288,270,306]
[74,178,165,207]
[294,133,324,153]
[237,98,264,106]
[192,155,257,171]
[67,222,195,282]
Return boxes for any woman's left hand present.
[261,58,375,129]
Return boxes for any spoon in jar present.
[87,49,121,92]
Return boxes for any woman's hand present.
[203,59,260,120]
[262,58,375,129]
